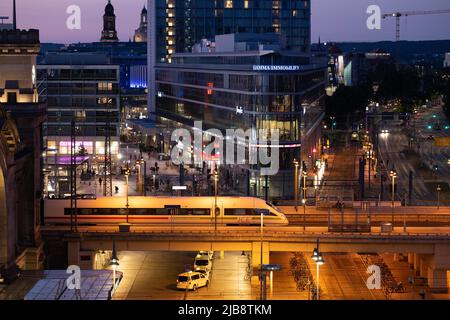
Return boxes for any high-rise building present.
[150,0,310,64]
[101,0,119,42]
[155,33,326,197]
[147,0,325,198]
[134,6,148,43]
[148,0,312,114]
[37,53,120,197]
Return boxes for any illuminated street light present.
[437,185,442,210]
[135,158,143,194]
[109,241,120,294]
[213,165,219,231]
[124,165,131,223]
[293,159,299,211]
[389,167,397,225]
[311,239,324,300]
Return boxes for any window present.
[97,82,113,91]
[75,110,86,121]
[64,207,211,216]
[224,208,273,216]
[98,97,113,105]
[244,0,249,8]
[7,92,17,104]
[225,0,233,8]
[195,260,209,266]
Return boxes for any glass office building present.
[148,0,326,198]
[155,34,326,198]
[148,0,312,115]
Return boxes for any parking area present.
[108,250,446,300]
[110,251,254,300]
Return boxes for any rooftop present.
[0,29,39,45]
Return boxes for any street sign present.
[435,137,450,147]
[261,264,282,271]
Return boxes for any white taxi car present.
[176,271,209,290]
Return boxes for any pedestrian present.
[419,289,426,300]
[115,186,119,193]
[99,177,102,186]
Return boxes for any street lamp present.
[294,159,299,211]
[109,241,119,293]
[260,209,264,300]
[311,239,324,300]
[389,167,397,226]
[213,165,219,231]
[142,157,147,196]
[302,199,306,231]
[437,185,442,210]
[124,165,131,223]
[135,158,144,195]
[302,162,308,226]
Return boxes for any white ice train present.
[44,196,289,226]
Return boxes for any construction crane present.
[382,9,450,42]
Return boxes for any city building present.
[134,6,148,43]
[100,0,119,42]
[155,33,326,197]
[445,52,450,68]
[0,26,46,282]
[37,53,120,196]
[343,52,368,87]
[147,0,312,115]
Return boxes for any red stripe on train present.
[45,216,170,220]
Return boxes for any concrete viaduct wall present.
[59,232,450,293]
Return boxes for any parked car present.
[198,251,214,260]
[176,271,209,290]
[195,268,211,280]
[194,255,212,271]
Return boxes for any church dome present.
[105,1,115,16]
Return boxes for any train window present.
[64,208,121,215]
[265,202,283,213]
[224,208,245,216]
[133,208,148,215]
[79,209,93,215]
[224,208,275,216]
[155,208,171,215]
[95,208,119,215]
[63,207,212,216]
[177,208,210,215]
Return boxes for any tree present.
[77,145,88,156]
[325,85,371,126]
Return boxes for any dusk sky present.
[0,0,449,43]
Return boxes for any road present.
[378,105,450,203]
[108,251,438,300]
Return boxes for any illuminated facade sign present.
[253,65,300,71]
